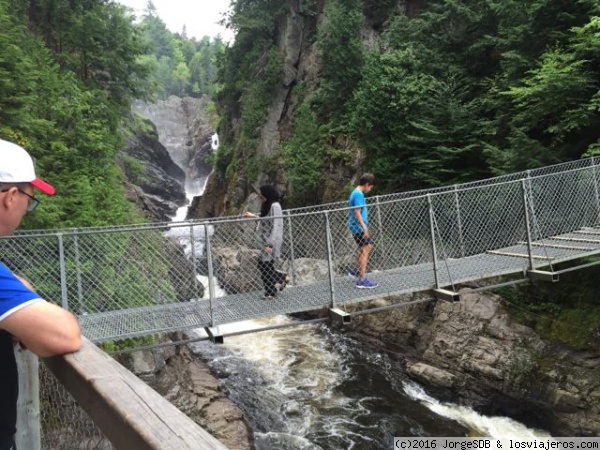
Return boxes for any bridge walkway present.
[79,225,600,343]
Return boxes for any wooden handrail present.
[44,337,229,450]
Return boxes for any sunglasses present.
[1,188,40,213]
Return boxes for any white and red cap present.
[0,139,55,195]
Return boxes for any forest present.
[216,0,600,203]
[2,0,599,224]
[0,0,223,229]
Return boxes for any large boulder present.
[210,243,331,294]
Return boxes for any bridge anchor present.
[204,327,224,344]
[329,308,351,326]
[433,288,460,302]
[527,270,559,282]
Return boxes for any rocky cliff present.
[119,97,216,222]
[133,96,216,199]
[189,0,328,218]
[122,335,254,449]
[187,0,419,219]
[119,113,187,221]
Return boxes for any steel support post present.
[525,170,539,242]
[285,210,297,285]
[521,180,536,270]
[73,234,84,314]
[374,196,389,269]
[204,224,216,327]
[57,234,69,310]
[324,212,337,308]
[427,195,441,288]
[454,185,466,258]
[591,156,600,225]
[189,225,201,300]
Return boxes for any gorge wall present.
[189,0,362,219]
[120,96,216,222]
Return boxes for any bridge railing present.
[286,155,600,215]
[16,338,229,450]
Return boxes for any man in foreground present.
[0,139,81,450]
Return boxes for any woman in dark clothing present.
[243,185,289,299]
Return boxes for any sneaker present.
[348,268,360,278]
[356,278,378,289]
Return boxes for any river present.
[186,315,550,449]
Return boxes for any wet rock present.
[406,362,457,388]
[123,336,254,449]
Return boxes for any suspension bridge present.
[3,157,600,344]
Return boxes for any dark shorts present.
[353,233,373,247]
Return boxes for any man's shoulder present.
[0,264,44,321]
[349,188,364,203]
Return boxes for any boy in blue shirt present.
[348,173,378,288]
[0,139,81,450]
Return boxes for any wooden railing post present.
[16,348,41,450]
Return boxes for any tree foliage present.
[136,2,226,99]
[351,0,600,189]
[0,0,144,229]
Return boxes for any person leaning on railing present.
[0,139,81,450]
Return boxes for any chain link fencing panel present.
[40,365,112,450]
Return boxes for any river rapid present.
[186,315,551,450]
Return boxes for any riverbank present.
[123,287,599,447]
[122,333,254,449]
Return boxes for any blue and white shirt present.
[0,263,43,321]
[0,262,43,440]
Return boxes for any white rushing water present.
[189,316,551,449]
[401,381,551,438]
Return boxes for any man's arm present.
[1,302,81,357]
[0,274,81,357]
[353,208,368,237]
[2,275,80,357]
